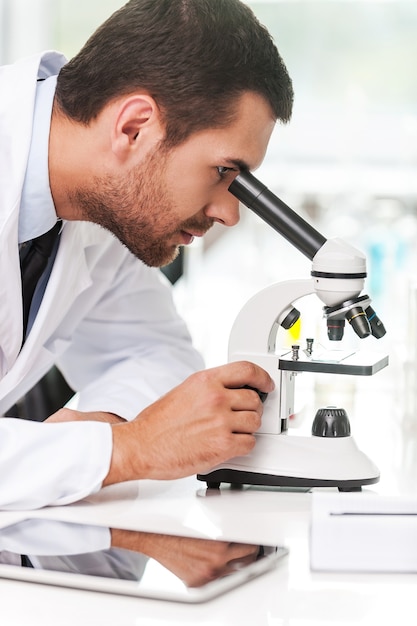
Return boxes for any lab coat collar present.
[0,221,93,394]
[0,52,67,377]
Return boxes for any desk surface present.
[1,381,417,626]
[1,473,416,626]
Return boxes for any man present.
[0,0,293,509]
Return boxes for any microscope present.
[198,171,388,492]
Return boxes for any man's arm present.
[47,360,273,483]
[0,361,272,510]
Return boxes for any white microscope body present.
[198,172,388,491]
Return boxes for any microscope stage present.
[278,349,388,376]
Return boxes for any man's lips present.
[180,229,207,245]
[180,231,195,245]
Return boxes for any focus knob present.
[311,406,351,438]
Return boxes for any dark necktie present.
[20,220,61,338]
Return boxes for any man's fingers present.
[209,361,275,395]
[227,432,257,458]
[229,410,262,434]
[228,386,265,412]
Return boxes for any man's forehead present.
[168,91,275,171]
[218,93,276,169]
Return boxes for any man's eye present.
[216,166,234,178]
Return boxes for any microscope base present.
[197,433,380,492]
[197,468,377,491]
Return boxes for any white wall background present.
[2,0,417,433]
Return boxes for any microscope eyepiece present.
[229,171,326,260]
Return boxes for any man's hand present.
[110,528,259,587]
[104,361,274,486]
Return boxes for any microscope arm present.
[227,279,316,435]
[228,279,314,357]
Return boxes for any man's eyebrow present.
[224,158,250,171]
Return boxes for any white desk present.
[1,464,416,626]
[1,371,417,626]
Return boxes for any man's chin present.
[159,245,181,269]
[134,244,181,269]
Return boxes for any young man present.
[0,0,293,509]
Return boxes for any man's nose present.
[204,190,240,227]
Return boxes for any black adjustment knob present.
[242,385,268,403]
[311,406,351,438]
[281,307,300,330]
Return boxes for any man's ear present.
[111,94,165,158]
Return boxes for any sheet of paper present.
[310,492,417,572]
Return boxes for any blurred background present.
[2,0,417,491]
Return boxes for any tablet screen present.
[0,518,288,603]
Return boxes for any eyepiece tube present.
[229,170,327,260]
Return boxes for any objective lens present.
[365,306,386,339]
[327,318,345,341]
[346,306,371,338]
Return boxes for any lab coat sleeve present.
[0,418,112,510]
[57,247,205,420]
[0,519,147,582]
[0,519,111,555]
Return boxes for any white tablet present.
[0,518,288,603]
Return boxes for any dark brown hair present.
[55,0,293,145]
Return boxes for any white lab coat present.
[0,519,147,582]
[0,51,204,509]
